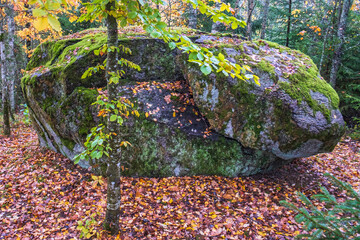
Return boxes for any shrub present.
[280,173,360,239]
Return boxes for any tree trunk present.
[235,0,245,20]
[1,31,10,136]
[1,3,16,137]
[329,0,353,87]
[7,4,16,114]
[319,0,338,74]
[103,0,121,235]
[286,0,292,47]
[188,5,197,29]
[319,26,330,74]
[260,0,270,39]
[246,0,255,40]
[211,1,222,33]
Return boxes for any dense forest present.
[0,0,359,238]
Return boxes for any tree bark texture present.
[7,5,15,113]
[246,0,255,40]
[188,4,197,29]
[211,1,222,33]
[260,0,270,39]
[329,0,353,87]
[286,0,292,47]
[1,3,16,136]
[104,0,121,235]
[235,0,245,20]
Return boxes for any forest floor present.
[0,118,359,240]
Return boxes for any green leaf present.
[128,11,137,19]
[32,8,48,17]
[117,117,123,125]
[169,42,176,50]
[120,18,127,27]
[200,64,212,75]
[150,31,161,38]
[110,115,117,122]
[156,22,167,30]
[47,14,61,31]
[189,52,197,60]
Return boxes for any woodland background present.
[0,0,359,239]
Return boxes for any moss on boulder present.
[22,29,345,176]
[183,38,345,159]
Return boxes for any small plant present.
[348,117,360,140]
[280,173,360,239]
[20,104,31,125]
[76,213,102,239]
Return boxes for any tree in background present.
[260,0,270,39]
[329,0,354,87]
[0,0,80,136]
[246,0,255,39]
[0,0,16,136]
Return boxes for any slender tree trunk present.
[286,0,292,47]
[168,0,172,28]
[7,4,15,114]
[1,3,16,137]
[188,5,197,29]
[246,0,255,40]
[24,4,32,54]
[235,0,245,20]
[329,0,353,87]
[104,0,121,235]
[211,1,222,33]
[260,0,270,39]
[1,29,10,136]
[319,26,330,74]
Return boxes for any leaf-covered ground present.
[0,120,359,239]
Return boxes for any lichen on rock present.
[22,29,345,176]
[183,38,345,160]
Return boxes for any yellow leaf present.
[69,15,78,23]
[220,3,227,11]
[33,17,49,31]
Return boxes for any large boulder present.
[22,29,345,177]
[183,36,345,159]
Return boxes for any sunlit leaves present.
[29,0,68,32]
[200,64,211,75]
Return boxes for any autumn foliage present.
[0,117,359,239]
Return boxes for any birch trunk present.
[7,3,15,113]
[329,0,353,87]
[1,3,16,137]
[104,0,121,234]
[1,22,10,136]
[260,0,270,39]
